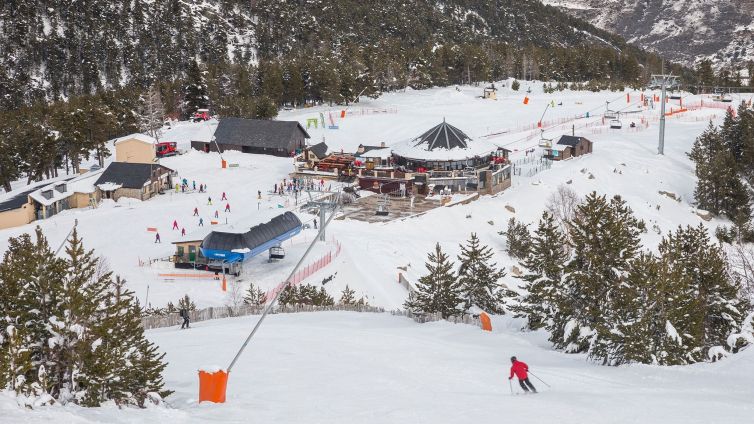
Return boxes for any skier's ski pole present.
[509,379,513,395]
[529,371,551,388]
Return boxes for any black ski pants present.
[519,377,537,392]
[181,316,190,329]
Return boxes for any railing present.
[390,309,482,327]
[265,240,343,301]
[142,303,385,330]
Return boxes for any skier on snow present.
[222,192,227,201]
[509,356,537,393]
[154,232,161,243]
[172,220,179,230]
[225,203,231,213]
[193,207,199,216]
[180,308,190,329]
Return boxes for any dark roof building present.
[95,162,173,189]
[544,135,593,161]
[0,186,39,213]
[410,120,472,150]
[308,141,329,159]
[193,117,310,157]
[201,212,303,262]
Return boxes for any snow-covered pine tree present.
[339,285,356,305]
[138,82,165,141]
[659,225,751,362]
[556,193,643,364]
[457,233,509,314]
[511,212,569,331]
[503,217,532,260]
[243,283,268,307]
[314,287,335,306]
[278,285,297,306]
[183,60,209,118]
[622,252,696,365]
[404,243,463,319]
[0,228,65,400]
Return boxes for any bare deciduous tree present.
[546,185,581,237]
[728,241,754,300]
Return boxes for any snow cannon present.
[198,368,228,403]
[480,312,492,332]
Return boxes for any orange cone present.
[523,96,529,105]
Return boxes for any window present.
[177,246,185,256]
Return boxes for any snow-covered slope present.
[541,0,754,68]
[0,83,743,311]
[4,312,753,423]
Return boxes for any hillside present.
[0,0,662,110]
[541,0,754,69]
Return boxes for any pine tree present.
[555,193,643,363]
[503,217,532,259]
[511,212,569,331]
[659,225,750,362]
[511,79,520,91]
[183,60,209,118]
[339,285,356,305]
[404,243,463,318]
[243,283,268,307]
[457,233,509,314]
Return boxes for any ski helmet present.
[511,356,517,362]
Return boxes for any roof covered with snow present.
[358,148,393,159]
[113,133,156,145]
[28,170,104,206]
[391,120,499,161]
[201,212,302,252]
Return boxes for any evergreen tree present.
[511,79,520,91]
[183,60,209,118]
[243,283,268,307]
[404,243,463,318]
[658,225,750,362]
[504,217,532,259]
[339,285,356,305]
[457,233,509,314]
[555,193,643,363]
[511,212,569,331]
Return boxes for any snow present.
[390,134,499,161]
[4,312,754,423]
[0,83,737,312]
[112,133,156,145]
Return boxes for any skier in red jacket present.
[509,356,537,393]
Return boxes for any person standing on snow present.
[313,218,317,229]
[181,228,186,237]
[509,356,537,393]
[155,232,161,243]
[198,218,204,226]
[193,207,199,216]
[214,210,219,218]
[221,192,227,201]
[207,196,212,205]
[172,220,179,230]
[225,203,231,213]
[180,308,190,329]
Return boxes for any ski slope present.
[0,82,742,311]
[3,312,753,423]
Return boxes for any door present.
[189,245,196,262]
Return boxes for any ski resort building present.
[543,135,593,161]
[357,120,511,195]
[0,186,38,230]
[172,212,303,274]
[192,117,310,157]
[28,171,103,220]
[95,162,174,201]
[113,133,157,163]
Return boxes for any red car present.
[156,141,178,158]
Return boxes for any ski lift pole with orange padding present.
[198,196,342,403]
[479,312,492,332]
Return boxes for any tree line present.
[407,190,752,366]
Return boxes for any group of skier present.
[154,186,235,243]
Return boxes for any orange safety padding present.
[221,159,227,169]
[340,110,346,118]
[626,93,630,103]
[523,96,529,105]
[537,121,542,128]
[211,220,219,225]
[222,277,227,292]
[480,312,492,332]
[146,227,158,232]
[198,370,228,403]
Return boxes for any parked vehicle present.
[156,141,178,157]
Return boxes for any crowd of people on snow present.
[272,177,331,197]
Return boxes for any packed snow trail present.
[6,312,752,423]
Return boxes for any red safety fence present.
[265,241,342,301]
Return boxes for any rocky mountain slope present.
[541,0,754,69]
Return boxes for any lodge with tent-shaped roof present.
[356,119,511,196]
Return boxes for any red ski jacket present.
[509,360,529,379]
